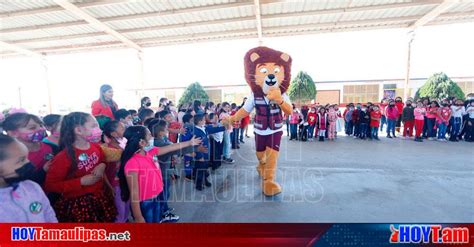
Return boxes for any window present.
[343,84,379,103]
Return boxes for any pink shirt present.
[124,147,163,202]
[414,107,426,120]
[29,142,53,171]
[385,106,399,120]
[290,112,300,124]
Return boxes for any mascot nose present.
[266,74,276,86]
[268,74,275,80]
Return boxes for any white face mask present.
[143,139,154,152]
[117,137,127,149]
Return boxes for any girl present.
[437,100,451,141]
[394,97,404,134]
[239,97,251,142]
[334,105,343,138]
[205,102,215,114]
[413,101,426,142]
[317,107,328,142]
[0,134,57,222]
[44,112,115,222]
[219,102,234,164]
[289,105,300,140]
[402,100,415,138]
[379,99,388,132]
[327,106,338,140]
[103,120,130,223]
[370,105,382,140]
[426,101,439,140]
[3,113,53,184]
[117,126,200,223]
[91,84,118,120]
[385,100,398,138]
[449,99,465,142]
[42,114,62,154]
[421,98,430,138]
[307,107,317,141]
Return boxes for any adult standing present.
[138,97,151,113]
[91,84,118,120]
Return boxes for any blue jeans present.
[426,118,436,138]
[140,194,163,223]
[345,121,353,135]
[223,131,231,159]
[359,123,368,138]
[437,122,447,139]
[371,127,379,139]
[231,128,240,148]
[308,125,315,138]
[451,117,462,139]
[158,178,170,217]
[290,124,298,139]
[380,115,387,132]
[387,119,396,136]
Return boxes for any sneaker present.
[223,158,235,164]
[205,178,212,187]
[195,186,204,191]
[240,140,245,144]
[387,135,392,138]
[161,212,180,223]
[184,175,194,181]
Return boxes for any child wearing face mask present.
[327,106,338,140]
[44,112,115,222]
[464,101,474,142]
[436,101,452,141]
[42,114,62,155]
[0,134,57,223]
[402,100,415,139]
[449,100,465,142]
[358,105,369,140]
[118,126,201,223]
[317,108,328,142]
[307,107,317,141]
[352,104,361,138]
[114,109,133,128]
[102,120,129,223]
[344,104,354,136]
[3,113,53,185]
[370,105,382,140]
[413,101,426,142]
[385,100,399,138]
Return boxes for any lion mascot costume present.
[228,46,292,196]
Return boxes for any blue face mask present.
[143,139,154,152]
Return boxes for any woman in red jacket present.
[91,84,118,120]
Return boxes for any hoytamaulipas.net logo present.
[389,224,469,244]
[11,226,131,242]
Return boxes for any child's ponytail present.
[59,112,90,176]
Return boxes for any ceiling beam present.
[409,0,460,28]
[0,40,42,57]
[254,0,263,45]
[0,0,439,34]
[52,0,141,51]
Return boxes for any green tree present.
[287,71,317,104]
[415,72,465,100]
[179,82,209,105]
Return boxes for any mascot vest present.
[253,95,283,131]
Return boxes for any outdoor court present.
[170,126,473,223]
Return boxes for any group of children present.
[286,97,474,142]
[0,98,248,223]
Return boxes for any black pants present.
[464,118,474,141]
[209,138,223,170]
[193,161,209,188]
[231,128,240,148]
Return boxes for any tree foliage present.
[415,72,465,100]
[287,71,317,104]
[179,82,209,105]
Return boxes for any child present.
[114,109,133,128]
[42,114,62,154]
[180,113,196,181]
[317,107,328,142]
[386,100,399,138]
[379,99,388,132]
[230,103,241,149]
[449,99,465,142]
[102,120,130,223]
[192,114,227,191]
[3,113,53,185]
[289,105,300,140]
[358,105,369,140]
[218,102,234,164]
[334,105,343,138]
[158,110,184,144]
[352,104,361,138]
[395,97,405,134]
[307,107,317,141]
[426,101,439,140]
[129,109,139,125]
[370,105,382,140]
[208,113,224,170]
[464,100,474,142]
[138,108,154,125]
[0,134,57,222]
[327,106,338,140]
[344,104,354,136]
[44,112,115,222]
[436,100,451,141]
[414,101,426,142]
[402,100,415,139]
[118,126,200,223]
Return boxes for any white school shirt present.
[450,105,465,118]
[242,92,291,136]
[466,106,474,118]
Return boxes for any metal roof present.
[1,0,473,56]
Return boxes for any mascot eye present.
[274,67,281,73]
[259,68,268,74]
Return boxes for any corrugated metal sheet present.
[21,35,116,50]
[0,0,57,14]
[0,24,100,42]
[0,10,81,30]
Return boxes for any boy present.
[402,100,415,139]
[358,105,369,140]
[180,114,195,181]
[352,103,361,138]
[128,109,139,125]
[230,103,241,149]
[191,114,226,191]
[114,109,133,128]
[208,113,224,170]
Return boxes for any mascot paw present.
[256,164,264,177]
[263,180,282,196]
[221,116,233,129]
[266,87,283,103]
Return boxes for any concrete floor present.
[168,127,473,222]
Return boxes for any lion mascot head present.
[244,46,292,97]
